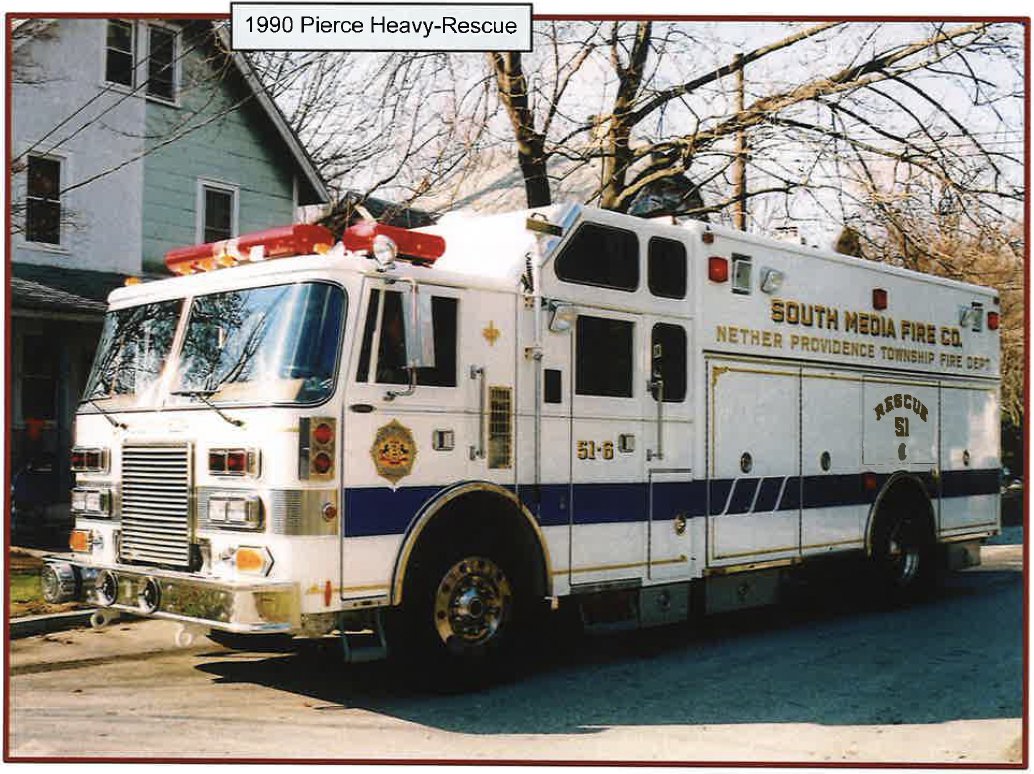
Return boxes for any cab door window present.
[651,323,687,402]
[356,289,458,387]
[575,315,634,398]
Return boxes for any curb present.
[10,609,99,639]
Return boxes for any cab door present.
[339,278,470,598]
[645,317,694,580]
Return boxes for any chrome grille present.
[120,443,192,567]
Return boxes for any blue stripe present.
[778,476,802,511]
[753,478,783,512]
[726,478,760,514]
[804,473,866,509]
[942,468,999,497]
[342,469,999,538]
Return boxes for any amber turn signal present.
[69,530,91,553]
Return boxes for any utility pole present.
[733,52,748,231]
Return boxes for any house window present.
[147,25,177,101]
[575,315,634,398]
[25,155,61,245]
[105,19,135,87]
[198,181,238,243]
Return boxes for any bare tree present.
[246,49,494,203]
[486,21,1022,227]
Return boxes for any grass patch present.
[7,552,83,618]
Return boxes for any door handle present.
[469,365,485,460]
[647,377,664,461]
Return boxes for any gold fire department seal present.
[371,419,417,487]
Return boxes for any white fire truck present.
[44,203,1001,673]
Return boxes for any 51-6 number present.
[245,16,293,33]
[577,440,614,460]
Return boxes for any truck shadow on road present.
[195,561,1023,736]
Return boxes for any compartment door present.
[939,385,1000,533]
[707,361,801,566]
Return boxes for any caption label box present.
[231,3,533,51]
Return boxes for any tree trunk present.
[489,52,551,208]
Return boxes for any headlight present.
[207,493,262,530]
[71,487,112,517]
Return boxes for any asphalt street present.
[8,534,1024,763]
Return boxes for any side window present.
[375,291,458,387]
[146,25,178,102]
[555,223,638,291]
[105,19,135,87]
[198,181,237,243]
[651,323,687,403]
[648,237,687,299]
[576,316,634,398]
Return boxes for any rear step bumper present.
[42,559,301,634]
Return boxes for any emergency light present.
[342,221,445,264]
[164,224,336,275]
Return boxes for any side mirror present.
[401,282,436,370]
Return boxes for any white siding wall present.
[12,19,145,275]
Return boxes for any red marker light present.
[312,452,332,475]
[872,288,888,310]
[208,451,226,473]
[226,451,247,473]
[708,256,729,283]
[987,311,1000,330]
[863,472,880,493]
[313,422,334,446]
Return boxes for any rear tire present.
[870,503,937,605]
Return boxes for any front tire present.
[390,535,534,689]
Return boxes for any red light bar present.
[342,221,445,264]
[164,224,335,275]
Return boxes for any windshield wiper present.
[170,389,244,427]
[83,397,128,430]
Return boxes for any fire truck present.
[43,203,1001,674]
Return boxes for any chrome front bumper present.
[43,559,301,634]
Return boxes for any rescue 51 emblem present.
[371,419,417,486]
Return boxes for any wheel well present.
[866,473,936,555]
[392,488,550,605]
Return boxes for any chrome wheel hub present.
[434,556,511,647]
[888,527,921,585]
